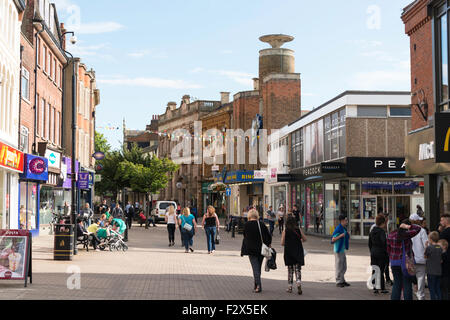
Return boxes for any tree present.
[94,131,111,154]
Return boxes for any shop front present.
[406,123,450,229]
[286,159,424,238]
[18,154,48,235]
[225,171,264,216]
[0,141,23,230]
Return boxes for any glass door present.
[362,197,377,237]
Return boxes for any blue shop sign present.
[78,172,90,189]
[225,171,264,184]
[20,154,48,181]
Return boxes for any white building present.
[0,0,25,230]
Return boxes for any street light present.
[62,31,78,255]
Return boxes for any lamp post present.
[62,31,78,255]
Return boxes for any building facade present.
[268,91,423,239]
[402,0,450,230]
[0,0,25,231]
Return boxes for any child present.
[281,216,306,295]
[438,239,449,300]
[425,231,443,300]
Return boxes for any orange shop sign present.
[0,142,24,173]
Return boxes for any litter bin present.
[54,224,74,261]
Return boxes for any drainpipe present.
[18,45,24,149]
[32,20,45,155]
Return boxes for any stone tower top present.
[259,34,294,49]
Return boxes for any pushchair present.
[97,226,128,252]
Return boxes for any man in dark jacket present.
[369,214,389,294]
[126,204,134,229]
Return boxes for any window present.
[357,106,387,117]
[47,51,51,74]
[45,103,50,139]
[59,65,63,87]
[389,106,412,117]
[20,126,29,153]
[37,38,41,66]
[43,46,47,72]
[50,107,55,143]
[56,111,60,146]
[434,3,450,111]
[40,98,45,137]
[21,68,30,101]
[52,58,56,80]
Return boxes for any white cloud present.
[190,67,205,73]
[349,63,410,90]
[127,49,168,59]
[98,77,203,89]
[72,22,124,34]
[66,42,108,56]
[191,68,254,87]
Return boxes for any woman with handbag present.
[165,205,178,247]
[178,207,197,253]
[240,209,272,293]
[202,205,220,254]
[281,216,306,295]
[387,219,421,300]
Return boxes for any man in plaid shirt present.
[387,221,421,300]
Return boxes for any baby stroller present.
[97,226,128,252]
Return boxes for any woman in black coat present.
[241,209,272,293]
[281,215,306,295]
[368,214,389,294]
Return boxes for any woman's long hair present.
[167,205,175,216]
[285,216,297,231]
[207,205,215,217]
[182,207,191,217]
[397,219,411,241]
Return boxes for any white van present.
[152,201,177,222]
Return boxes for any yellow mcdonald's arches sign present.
[445,127,450,152]
[60,240,65,246]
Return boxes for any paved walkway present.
[0,223,392,300]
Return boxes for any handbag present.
[401,241,416,276]
[215,230,220,245]
[181,216,193,232]
[257,221,272,258]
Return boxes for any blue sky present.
[53,0,413,149]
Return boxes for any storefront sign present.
[435,112,450,163]
[92,151,105,161]
[405,127,450,176]
[20,154,48,181]
[224,171,264,184]
[77,172,90,189]
[0,142,24,173]
[0,230,31,281]
[44,149,61,170]
[202,182,213,193]
[61,157,80,189]
[303,164,322,177]
[254,170,266,179]
[211,165,219,172]
[347,157,406,177]
[94,174,102,182]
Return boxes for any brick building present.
[402,0,450,230]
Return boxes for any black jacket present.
[241,220,272,257]
[368,226,387,260]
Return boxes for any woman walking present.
[178,207,197,253]
[281,215,306,295]
[277,206,285,234]
[165,205,178,246]
[387,219,421,300]
[368,214,389,294]
[202,205,220,254]
[241,209,272,293]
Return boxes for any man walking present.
[112,203,124,219]
[126,203,135,229]
[332,215,350,288]
[266,206,276,236]
[81,203,94,227]
[410,213,428,300]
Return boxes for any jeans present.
[181,229,194,250]
[268,220,275,236]
[278,218,284,234]
[249,255,264,288]
[391,266,413,300]
[126,217,133,229]
[205,226,216,252]
[335,251,347,284]
[428,274,442,300]
[167,223,176,243]
[415,264,426,300]
[441,276,449,300]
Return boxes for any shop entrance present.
[351,195,412,238]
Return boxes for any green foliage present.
[95,141,179,197]
[94,131,111,154]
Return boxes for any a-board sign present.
[0,229,32,286]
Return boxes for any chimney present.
[182,95,190,105]
[220,92,230,105]
[60,23,66,50]
[253,78,259,90]
[167,102,177,110]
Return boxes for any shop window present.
[389,107,412,117]
[357,106,387,117]
[350,181,361,196]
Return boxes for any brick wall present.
[402,0,434,131]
